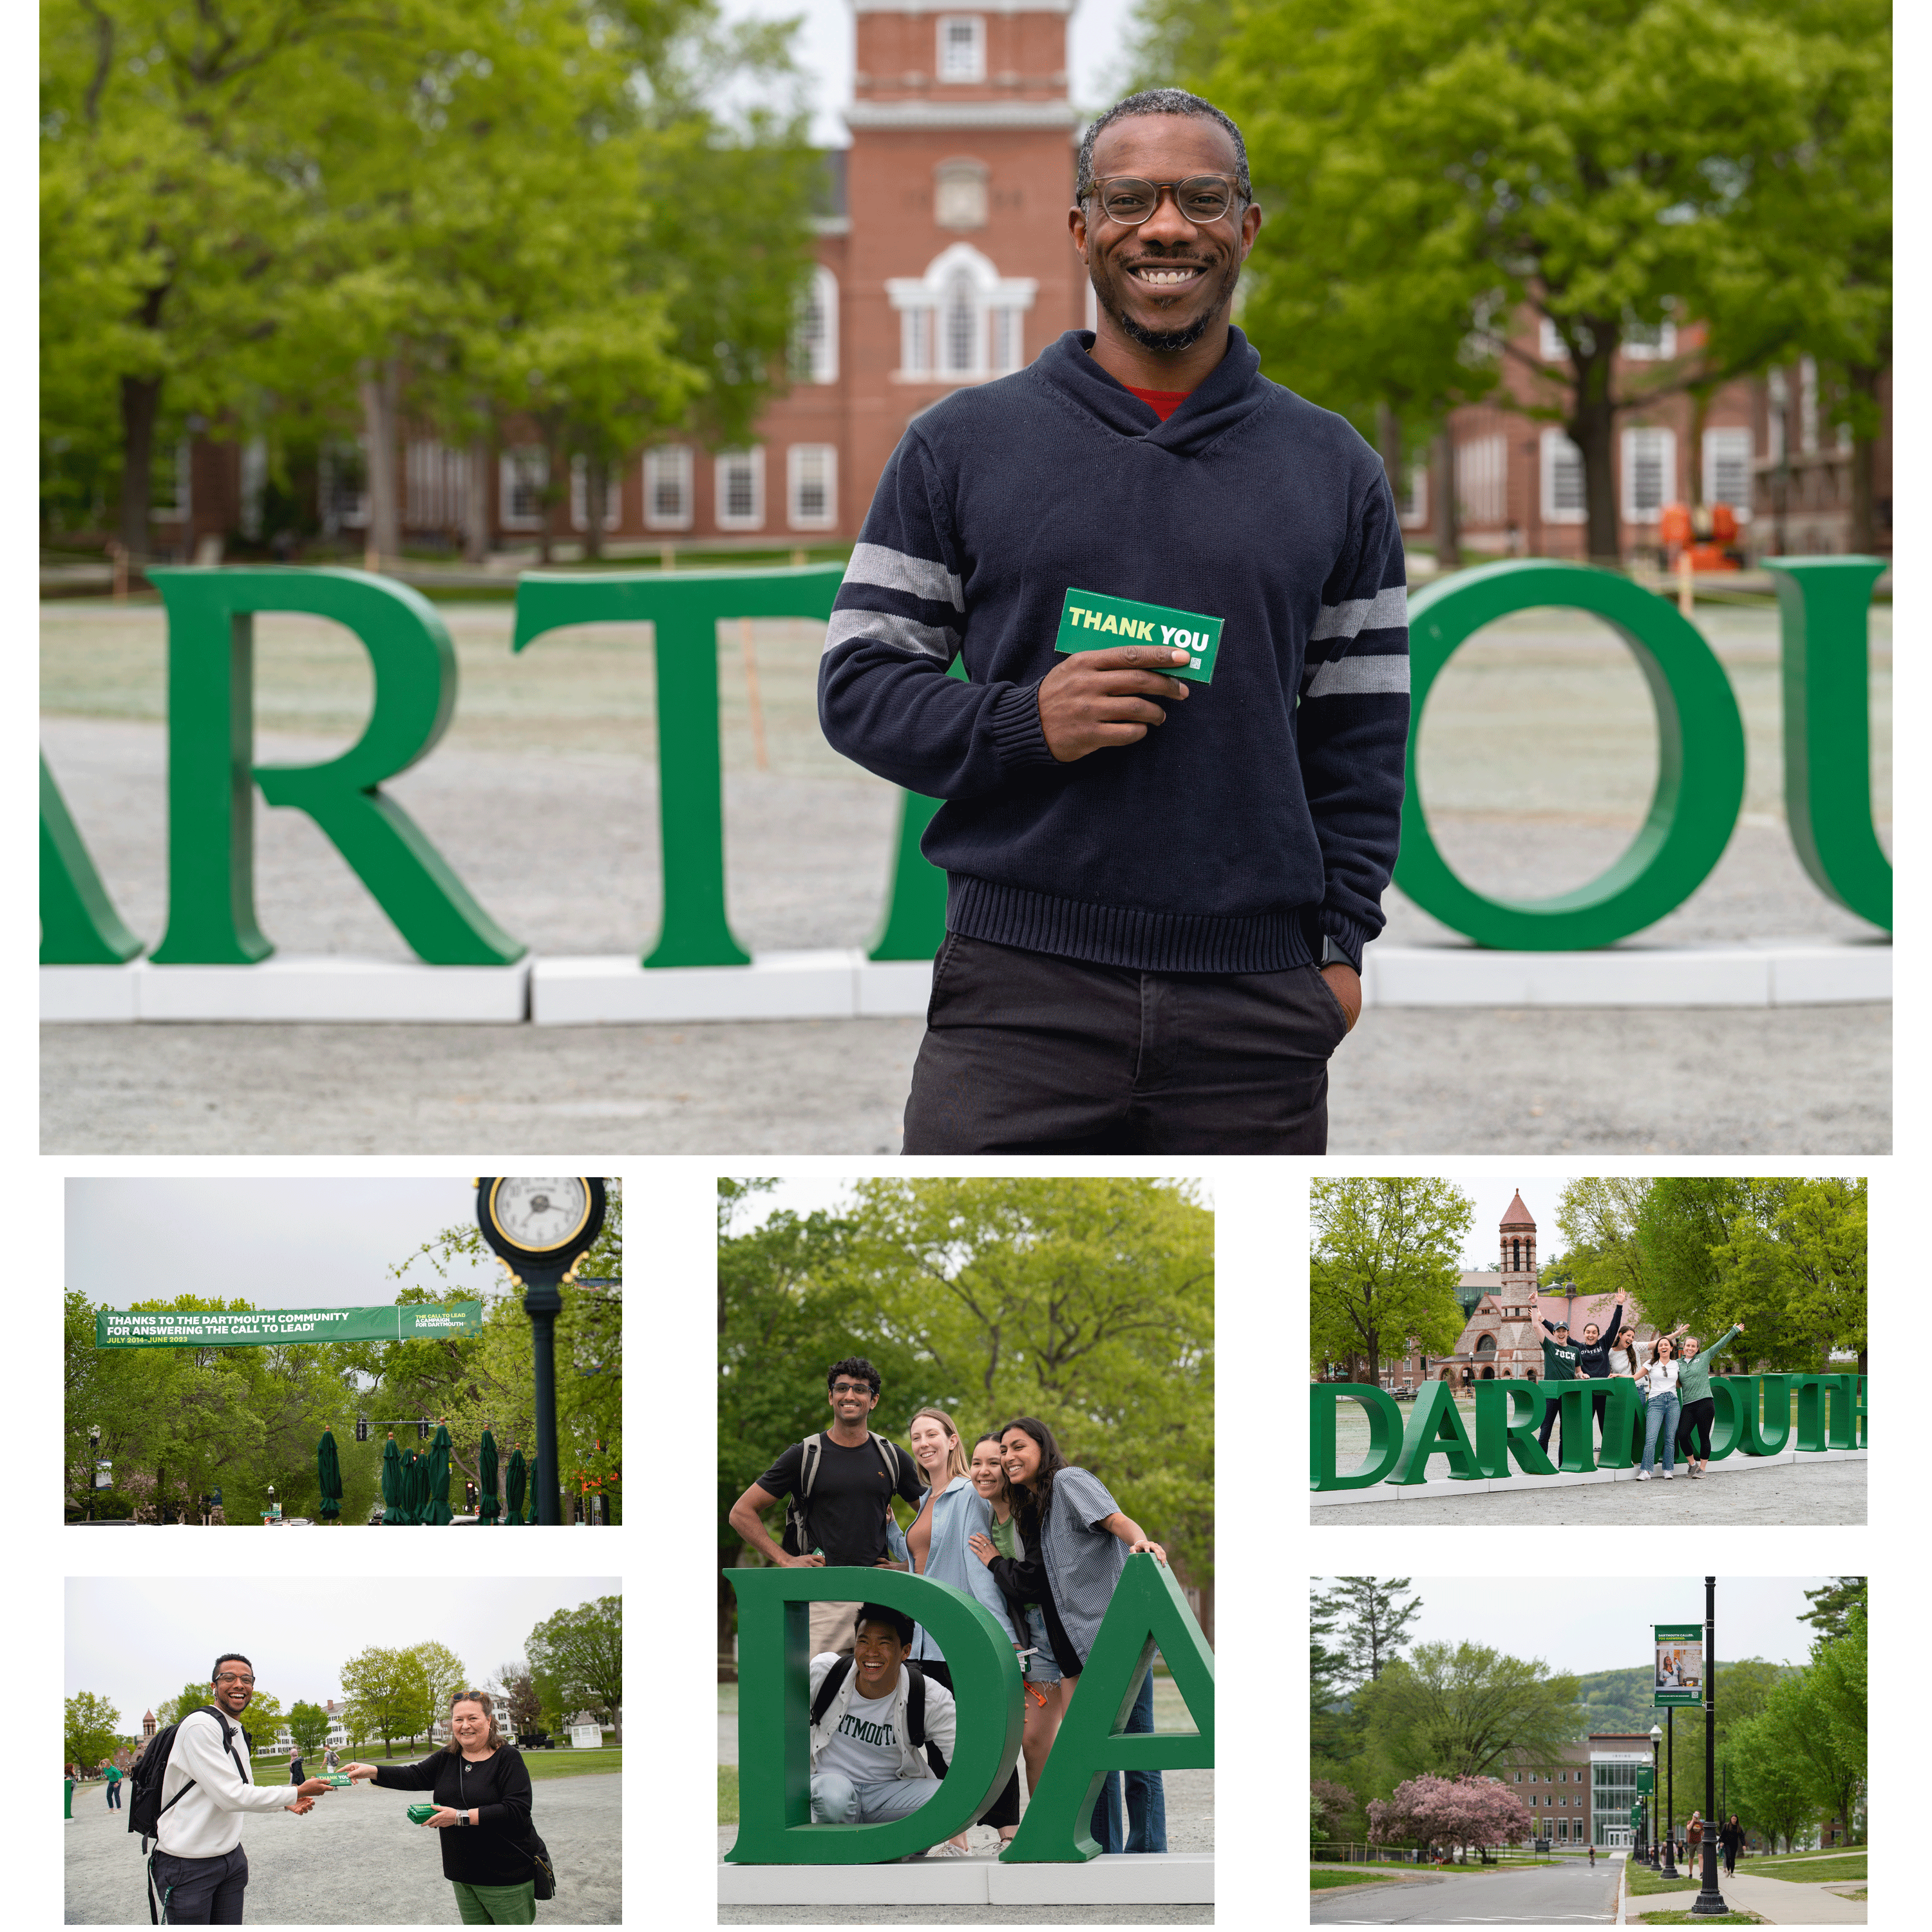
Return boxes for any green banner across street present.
[94,1303,483,1349]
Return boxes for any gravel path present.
[65,1769,620,1924]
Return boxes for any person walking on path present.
[1534,1316,1580,1461]
[1720,1814,1743,1875]
[1672,1323,1746,1477]
[104,1759,124,1808]
[1636,1338,1683,1479]
[149,1653,332,1923]
[965,1432,1066,1834]
[820,88,1408,1155]
[901,1409,1025,1852]
[993,1416,1170,1854]
[286,1748,305,1787]
[344,1691,544,1925]
[727,1356,927,1659]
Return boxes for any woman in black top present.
[345,1690,541,1924]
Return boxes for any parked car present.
[517,1730,554,1750]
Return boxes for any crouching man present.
[809,1603,963,1855]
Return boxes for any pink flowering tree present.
[1368,1774,1532,1857]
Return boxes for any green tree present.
[526,1596,623,1745]
[1313,1577,1424,1686]
[287,1701,330,1756]
[412,1640,468,1731]
[1355,1642,1581,1793]
[339,1645,431,1759]
[1726,1701,1817,1851]
[842,1177,1215,1624]
[1555,1179,1657,1311]
[491,1662,544,1740]
[1800,1578,1867,1647]
[1207,0,1864,563]
[66,1692,124,1772]
[1309,1178,1472,1383]
[1810,1605,1866,1796]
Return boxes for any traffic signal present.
[418,1418,430,1440]
[355,1414,368,1443]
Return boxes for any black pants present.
[902,933,1350,1153]
[152,1845,248,1924]
[1537,1390,1568,1459]
[1678,1396,1716,1459]
[916,1660,1021,1830]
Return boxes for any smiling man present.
[147,1653,332,1923]
[820,88,1410,1153]
[807,1605,958,1850]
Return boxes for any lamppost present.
[1649,1727,1663,1867]
[86,1425,100,1523]
[475,1179,607,1527]
[1689,1575,1731,1916]
[1663,1708,1679,1876]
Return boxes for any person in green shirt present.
[1672,1322,1745,1477]
[102,1760,124,1810]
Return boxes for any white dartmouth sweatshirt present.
[156,1710,300,1858]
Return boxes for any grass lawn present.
[1627,1862,1702,1896]
[247,1745,621,1785]
[1312,1870,1410,1889]
[1634,1912,1764,1925]
[720,1764,739,1825]
[1749,1854,1866,1884]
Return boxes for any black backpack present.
[129,1706,249,1922]
[810,1657,947,1777]
[781,1432,920,1557]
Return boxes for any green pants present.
[451,1879,536,1924]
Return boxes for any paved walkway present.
[1312,1456,1864,1525]
[65,1770,620,1923]
[1662,1864,1867,1924]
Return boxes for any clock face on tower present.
[486,1177,593,1254]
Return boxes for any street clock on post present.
[475,1179,607,1527]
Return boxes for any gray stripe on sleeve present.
[1303,654,1411,698]
[822,607,959,661]
[1310,584,1408,641]
[842,543,964,611]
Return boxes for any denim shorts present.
[1021,1605,1064,1684]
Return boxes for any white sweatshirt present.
[156,1710,301,1858]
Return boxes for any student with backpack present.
[808,1603,958,1846]
[134,1653,332,1924]
[728,1357,927,1658]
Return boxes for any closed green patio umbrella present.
[380,1437,407,1525]
[504,1447,526,1526]
[478,1431,502,1525]
[404,1450,425,1523]
[317,1430,343,1522]
[422,1422,453,1526]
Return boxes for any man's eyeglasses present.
[1084,175,1244,227]
[214,1673,255,1687]
[829,1382,874,1397]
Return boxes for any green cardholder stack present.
[407,1802,439,1824]
[1054,587,1224,684]
[320,1774,354,1788]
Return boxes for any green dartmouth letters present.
[723,1556,1213,1864]
[1309,1374,1866,1491]
[41,556,1888,965]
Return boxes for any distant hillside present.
[1567,1662,1795,1739]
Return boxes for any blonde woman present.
[903,1408,1019,1853]
[1636,1336,1682,1480]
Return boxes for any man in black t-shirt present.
[728,1356,927,1657]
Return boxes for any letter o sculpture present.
[1397,560,1748,950]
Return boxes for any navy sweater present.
[818,328,1409,974]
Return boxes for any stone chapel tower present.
[1499,1189,1538,1302]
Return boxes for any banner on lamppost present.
[1654,1622,1704,1705]
[94,1303,484,1349]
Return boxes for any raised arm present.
[1099,1510,1167,1565]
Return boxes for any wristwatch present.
[1320,936,1350,969]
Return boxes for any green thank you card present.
[1054,587,1223,683]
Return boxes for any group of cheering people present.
[727,1356,1173,1858]
[1533,1299,1747,1479]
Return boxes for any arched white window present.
[887,243,1037,385]
[790,266,838,384]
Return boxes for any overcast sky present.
[715,0,1144,147]
[66,1179,502,1309]
[1319,1577,1833,1677]
[66,1577,620,1724]
[1457,1178,1569,1270]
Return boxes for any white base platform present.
[1311,1446,1864,1506]
[41,956,531,1022]
[718,1852,1213,1906]
[42,938,1888,1022]
[1363,938,1889,1007]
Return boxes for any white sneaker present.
[1636,1470,1652,1481]
[1663,1468,1675,1479]
[926,1843,972,1858]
